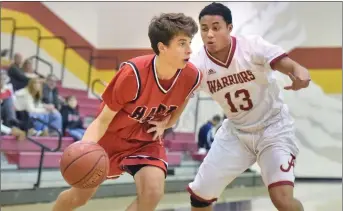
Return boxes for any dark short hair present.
[148,13,198,55]
[212,115,221,122]
[65,95,76,102]
[47,74,58,80]
[199,2,232,25]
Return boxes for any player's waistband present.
[228,107,288,133]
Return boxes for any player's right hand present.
[147,116,171,141]
[284,72,311,91]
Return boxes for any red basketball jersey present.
[100,54,201,141]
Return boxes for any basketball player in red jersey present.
[52,13,201,211]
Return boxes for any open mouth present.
[184,58,189,62]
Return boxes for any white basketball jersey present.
[190,35,288,131]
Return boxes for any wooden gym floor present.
[2,182,341,211]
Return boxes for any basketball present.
[60,141,110,189]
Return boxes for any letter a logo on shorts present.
[280,154,296,172]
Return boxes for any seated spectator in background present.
[22,59,39,79]
[1,121,26,141]
[14,78,62,136]
[60,96,85,141]
[1,70,16,126]
[197,115,221,154]
[1,71,26,141]
[215,113,227,133]
[42,74,61,110]
[7,53,29,91]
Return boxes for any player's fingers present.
[153,132,161,141]
[148,120,159,126]
[147,127,157,133]
[288,72,297,81]
[284,85,294,90]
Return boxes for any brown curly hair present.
[148,13,198,55]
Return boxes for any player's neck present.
[207,40,231,64]
[154,55,178,80]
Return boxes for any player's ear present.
[157,42,167,54]
[227,24,233,33]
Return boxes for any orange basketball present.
[60,141,109,189]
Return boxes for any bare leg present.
[125,198,138,211]
[125,166,165,211]
[269,185,304,211]
[52,186,98,211]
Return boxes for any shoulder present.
[126,54,155,70]
[183,62,202,81]
[236,34,263,45]
[236,34,279,52]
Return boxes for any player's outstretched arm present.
[81,105,117,143]
[273,57,311,91]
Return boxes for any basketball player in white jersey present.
[186,3,310,211]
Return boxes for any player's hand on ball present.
[147,116,171,141]
[284,72,311,91]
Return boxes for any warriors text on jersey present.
[190,35,288,131]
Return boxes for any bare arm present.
[81,105,117,143]
[274,57,311,90]
[274,57,309,77]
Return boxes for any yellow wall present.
[310,69,342,93]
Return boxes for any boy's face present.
[200,15,232,54]
[68,97,77,108]
[159,34,193,69]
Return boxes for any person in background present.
[42,74,61,110]
[0,70,15,126]
[0,70,26,141]
[60,96,85,141]
[14,78,62,136]
[22,59,39,79]
[197,115,221,154]
[7,53,29,91]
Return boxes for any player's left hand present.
[284,72,311,91]
[147,116,171,141]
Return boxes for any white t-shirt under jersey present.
[190,35,289,131]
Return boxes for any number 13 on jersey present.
[225,89,253,113]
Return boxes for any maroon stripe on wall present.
[2,2,342,70]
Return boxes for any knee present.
[70,196,89,208]
[137,184,164,203]
[57,189,89,208]
[52,111,62,119]
[270,192,294,211]
[135,166,165,204]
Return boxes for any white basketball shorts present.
[187,107,299,202]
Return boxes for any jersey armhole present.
[186,67,202,99]
[121,61,141,102]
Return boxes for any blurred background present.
[0,1,342,211]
